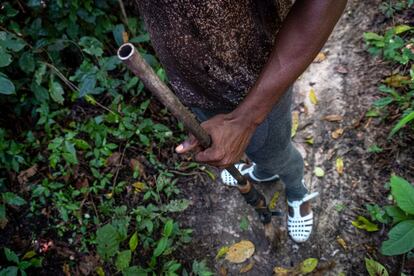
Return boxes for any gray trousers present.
[192,87,308,201]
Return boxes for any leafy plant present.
[380,176,414,255]
[379,0,413,18]
[0,248,42,276]
[364,24,414,137]
[0,1,195,274]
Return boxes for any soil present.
[175,1,414,275]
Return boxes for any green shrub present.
[364,25,414,138]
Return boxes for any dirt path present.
[177,1,398,275]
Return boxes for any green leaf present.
[381,220,414,256]
[79,73,97,97]
[365,258,389,276]
[79,36,103,57]
[129,33,150,43]
[129,232,139,252]
[162,199,190,212]
[4,248,19,264]
[64,141,78,164]
[115,250,131,271]
[153,237,168,257]
[122,266,148,276]
[0,266,18,276]
[2,192,26,206]
[373,97,393,108]
[113,24,126,46]
[215,246,229,260]
[96,224,119,260]
[385,205,411,224]
[34,63,47,85]
[19,52,35,73]
[393,25,413,34]
[192,260,213,276]
[364,32,384,41]
[389,111,414,138]
[239,216,249,231]
[0,47,12,67]
[390,175,414,214]
[0,74,15,95]
[0,32,25,52]
[48,77,64,104]
[351,216,379,232]
[163,219,174,238]
[299,258,318,274]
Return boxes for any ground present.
[174,1,414,275]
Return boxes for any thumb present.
[175,134,199,154]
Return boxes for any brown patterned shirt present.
[136,0,292,109]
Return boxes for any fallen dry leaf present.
[334,65,349,74]
[62,263,71,276]
[225,240,255,264]
[336,158,344,175]
[383,74,410,88]
[219,266,228,276]
[305,136,314,145]
[17,164,38,185]
[106,152,121,167]
[75,177,89,189]
[291,111,300,138]
[239,261,255,273]
[268,191,280,210]
[122,31,129,43]
[132,182,146,193]
[273,266,293,276]
[309,88,318,105]
[331,128,344,139]
[336,236,348,250]
[323,114,343,122]
[313,52,326,63]
[129,158,146,177]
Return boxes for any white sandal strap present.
[220,163,279,186]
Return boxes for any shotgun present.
[117,43,280,226]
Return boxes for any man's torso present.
[136,0,292,109]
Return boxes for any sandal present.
[287,191,319,243]
[220,163,279,186]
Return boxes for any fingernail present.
[176,144,183,152]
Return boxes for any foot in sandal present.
[287,190,319,243]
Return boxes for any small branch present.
[42,62,119,116]
[112,143,128,191]
[117,0,128,26]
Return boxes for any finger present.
[175,134,199,154]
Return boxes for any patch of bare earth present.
[176,1,413,275]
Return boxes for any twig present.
[89,193,100,222]
[16,0,26,13]
[42,62,119,116]
[169,169,200,176]
[112,143,128,191]
[117,0,128,26]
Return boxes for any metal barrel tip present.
[117,43,135,60]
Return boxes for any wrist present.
[229,105,264,129]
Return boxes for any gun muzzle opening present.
[117,43,135,60]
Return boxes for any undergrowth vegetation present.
[0,1,210,275]
[357,1,414,274]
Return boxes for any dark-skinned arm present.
[176,0,348,168]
